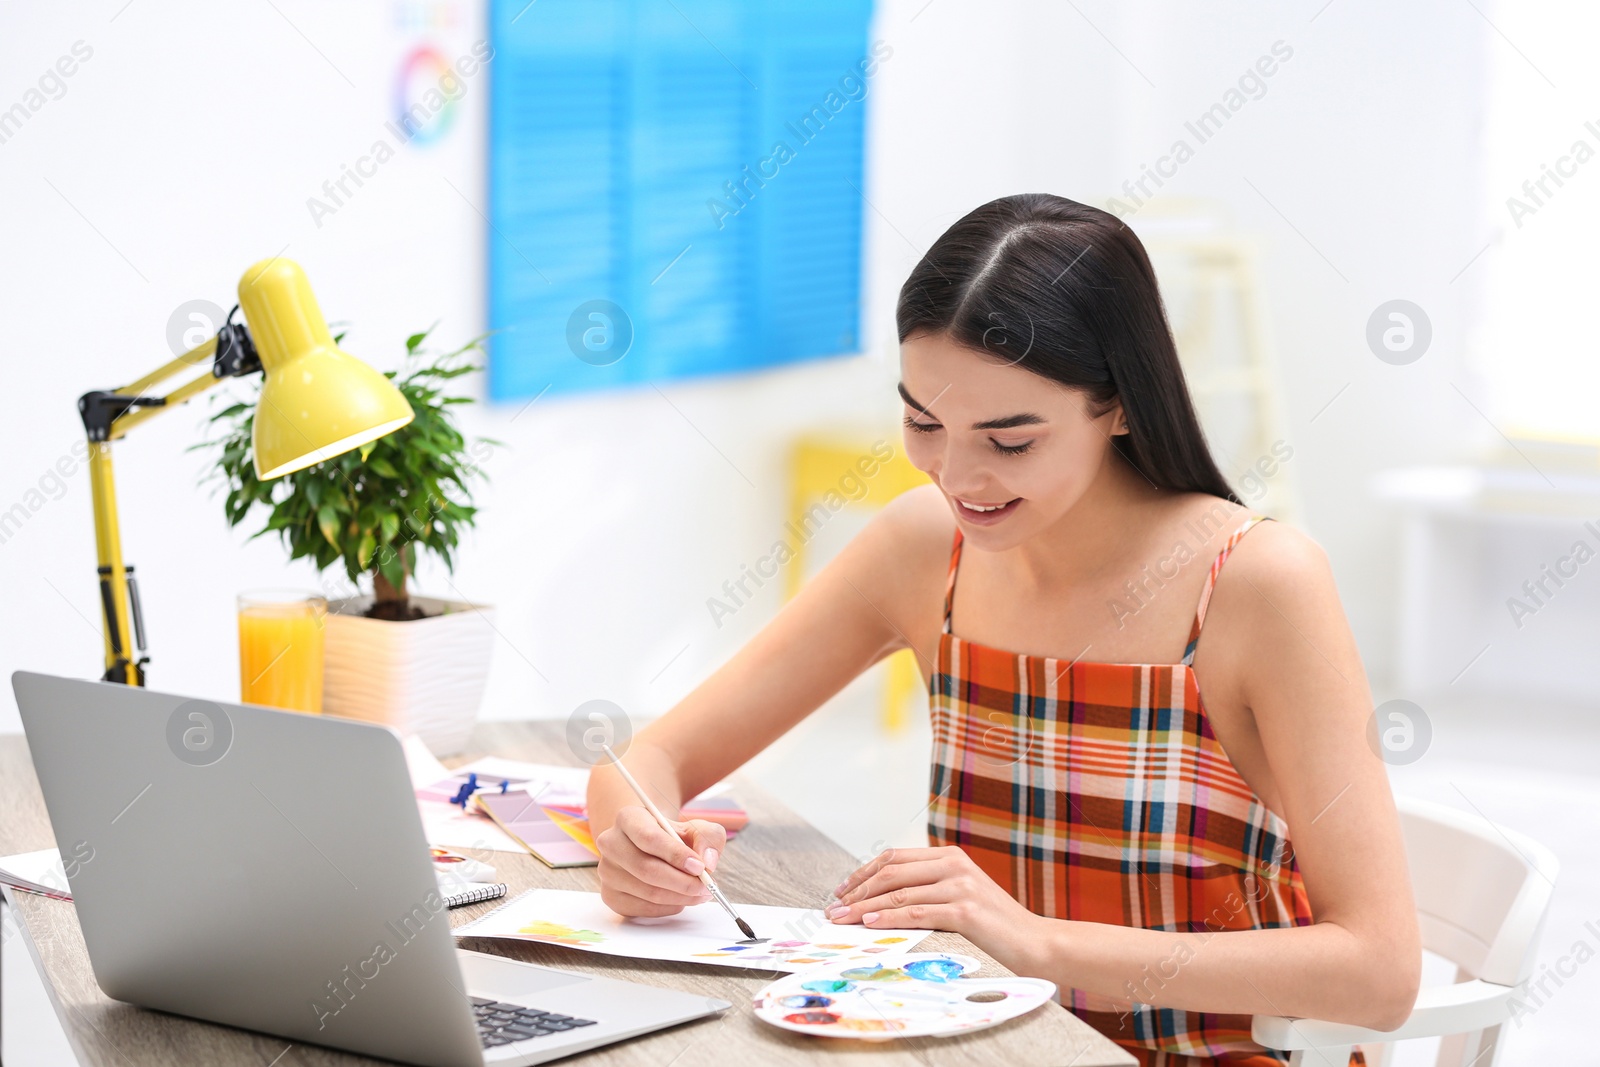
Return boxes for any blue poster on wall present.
[486,0,879,401]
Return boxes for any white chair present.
[1253,795,1560,1066]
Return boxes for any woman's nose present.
[935,446,995,498]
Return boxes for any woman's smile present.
[952,495,1022,524]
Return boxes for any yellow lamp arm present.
[80,334,235,686]
[79,257,415,687]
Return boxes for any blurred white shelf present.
[1374,465,1600,700]
[1375,464,1600,519]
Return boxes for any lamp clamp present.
[211,305,261,379]
[78,391,166,442]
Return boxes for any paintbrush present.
[600,743,760,943]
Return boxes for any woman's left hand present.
[825,845,1036,945]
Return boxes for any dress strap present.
[1181,515,1270,665]
[942,529,966,634]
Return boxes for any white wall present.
[1111,0,1493,676]
[0,0,1503,734]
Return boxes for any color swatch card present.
[472,791,597,868]
[455,889,933,973]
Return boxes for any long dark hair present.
[896,194,1239,503]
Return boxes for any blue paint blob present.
[779,994,833,1009]
[905,958,965,983]
[800,979,856,993]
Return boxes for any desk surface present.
[0,721,1133,1067]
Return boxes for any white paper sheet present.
[0,848,71,899]
[455,888,933,973]
[401,733,451,788]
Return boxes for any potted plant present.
[201,326,498,755]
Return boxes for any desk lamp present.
[77,259,414,686]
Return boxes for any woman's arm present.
[586,486,951,916]
[829,522,1422,1032]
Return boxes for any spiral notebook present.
[441,882,507,909]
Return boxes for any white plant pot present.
[322,594,494,757]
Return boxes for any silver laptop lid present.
[13,671,484,1067]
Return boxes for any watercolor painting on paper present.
[455,889,933,973]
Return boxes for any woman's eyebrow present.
[897,382,931,414]
[897,383,1045,430]
[973,412,1046,430]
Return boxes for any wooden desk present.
[0,721,1133,1066]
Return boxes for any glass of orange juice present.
[237,590,327,713]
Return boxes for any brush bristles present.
[736,917,757,941]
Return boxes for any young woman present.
[587,194,1420,1065]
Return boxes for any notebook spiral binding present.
[442,882,510,909]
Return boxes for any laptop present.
[12,671,728,1066]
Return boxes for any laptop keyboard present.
[470,996,597,1048]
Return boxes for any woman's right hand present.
[595,805,728,917]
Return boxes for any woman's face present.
[899,331,1125,552]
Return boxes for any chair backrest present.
[1397,795,1560,987]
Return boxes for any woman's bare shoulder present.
[1202,516,1348,663]
[1223,516,1334,594]
[877,483,957,556]
[844,483,957,606]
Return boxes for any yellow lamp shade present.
[237,258,414,480]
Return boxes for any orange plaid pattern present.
[928,517,1360,1066]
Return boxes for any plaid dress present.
[929,516,1356,1066]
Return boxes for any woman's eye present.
[903,415,941,434]
[990,439,1034,456]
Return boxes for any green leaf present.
[357,532,376,569]
[367,456,399,479]
[408,364,455,380]
[441,334,490,360]
[317,505,339,548]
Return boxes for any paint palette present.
[752,952,1055,1039]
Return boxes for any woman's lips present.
[953,496,1021,526]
